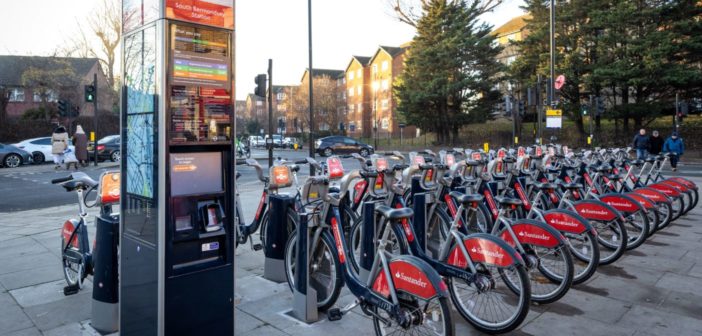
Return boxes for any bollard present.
[291,212,318,323]
[264,194,294,282]
[359,201,377,283]
[91,212,119,334]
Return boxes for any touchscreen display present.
[170,152,223,196]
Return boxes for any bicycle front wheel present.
[372,295,453,336]
[448,263,530,334]
[284,229,342,312]
[566,231,600,285]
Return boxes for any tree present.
[293,75,343,134]
[389,0,504,27]
[395,0,503,144]
[60,0,121,105]
[20,58,81,121]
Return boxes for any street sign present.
[398,123,406,128]
[554,75,566,90]
[546,109,562,116]
[546,117,562,128]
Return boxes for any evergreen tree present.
[395,0,503,144]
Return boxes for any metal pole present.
[537,75,542,143]
[589,94,595,146]
[93,73,98,166]
[268,59,273,167]
[307,0,315,174]
[549,0,556,108]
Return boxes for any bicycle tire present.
[623,209,649,250]
[259,208,297,249]
[448,263,530,334]
[372,294,454,336]
[348,215,409,274]
[591,217,627,265]
[566,230,600,285]
[655,201,673,231]
[284,229,343,312]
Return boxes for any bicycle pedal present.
[63,284,80,296]
[327,308,343,321]
[252,243,263,251]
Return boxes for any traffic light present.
[518,100,525,116]
[596,97,605,115]
[58,100,68,117]
[84,85,96,102]
[254,74,267,97]
[582,104,589,116]
[71,105,80,118]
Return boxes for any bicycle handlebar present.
[52,176,72,184]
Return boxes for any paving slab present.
[10,280,92,308]
[0,264,64,291]
[654,272,702,296]
[0,252,57,276]
[659,290,702,321]
[43,321,100,336]
[0,328,42,336]
[547,288,632,324]
[621,305,702,335]
[688,263,702,278]
[521,311,631,336]
[234,310,267,335]
[0,293,34,335]
[238,325,288,336]
[23,290,92,332]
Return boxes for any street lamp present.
[372,80,379,149]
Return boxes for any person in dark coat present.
[631,129,650,160]
[649,130,664,155]
[72,125,89,167]
[663,131,685,172]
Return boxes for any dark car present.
[315,136,374,157]
[0,143,33,168]
[88,135,121,162]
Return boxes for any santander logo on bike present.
[470,246,505,260]
[395,271,428,289]
[549,218,579,228]
[518,230,551,241]
[579,208,608,216]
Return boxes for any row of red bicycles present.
[245,144,696,335]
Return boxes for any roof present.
[368,46,407,65]
[300,68,345,82]
[491,14,531,37]
[0,55,99,86]
[344,56,372,72]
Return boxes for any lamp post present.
[549,0,556,108]
[307,0,315,174]
[372,80,379,149]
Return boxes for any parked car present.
[315,136,374,157]
[13,137,75,164]
[264,134,284,148]
[248,135,265,148]
[87,135,121,162]
[284,137,303,149]
[0,143,33,168]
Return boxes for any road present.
[1,148,701,212]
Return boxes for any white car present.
[13,137,75,164]
[248,135,265,147]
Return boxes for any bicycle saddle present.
[494,196,523,207]
[644,157,656,163]
[61,173,98,191]
[375,205,414,220]
[533,182,558,190]
[465,160,481,167]
[449,191,484,205]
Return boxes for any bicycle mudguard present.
[446,233,522,269]
[352,180,367,208]
[62,219,81,249]
[499,219,564,249]
[668,177,697,190]
[600,193,646,214]
[543,209,592,235]
[372,255,448,300]
[573,200,623,222]
[632,188,669,204]
[660,180,690,193]
[649,183,682,197]
[626,193,656,211]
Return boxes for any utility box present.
[119,1,236,335]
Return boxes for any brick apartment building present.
[0,56,110,118]
[298,68,346,134]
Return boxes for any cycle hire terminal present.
[119,1,236,335]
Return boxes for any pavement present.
[0,158,701,335]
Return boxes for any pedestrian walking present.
[663,131,685,172]
[631,129,650,160]
[51,125,69,169]
[649,130,664,155]
[72,125,89,167]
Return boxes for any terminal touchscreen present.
[170,152,223,196]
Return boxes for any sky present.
[0,0,526,100]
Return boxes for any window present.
[256,101,263,106]
[357,86,362,95]
[277,104,286,112]
[31,138,51,145]
[382,99,389,110]
[348,87,354,97]
[348,72,354,80]
[356,69,362,78]
[357,103,362,112]
[382,61,389,71]
[381,80,389,91]
[343,138,356,145]
[372,64,378,74]
[277,92,285,100]
[8,88,25,102]
[348,104,354,113]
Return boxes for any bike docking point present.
[359,201,378,284]
[412,192,430,255]
[290,212,319,323]
[264,194,295,282]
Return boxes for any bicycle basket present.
[269,165,293,189]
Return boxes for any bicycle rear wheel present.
[623,210,649,250]
[566,231,599,285]
[448,263,530,334]
[591,218,627,265]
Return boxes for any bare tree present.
[293,75,341,134]
[388,0,504,27]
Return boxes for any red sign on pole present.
[166,0,234,30]
[554,75,566,90]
